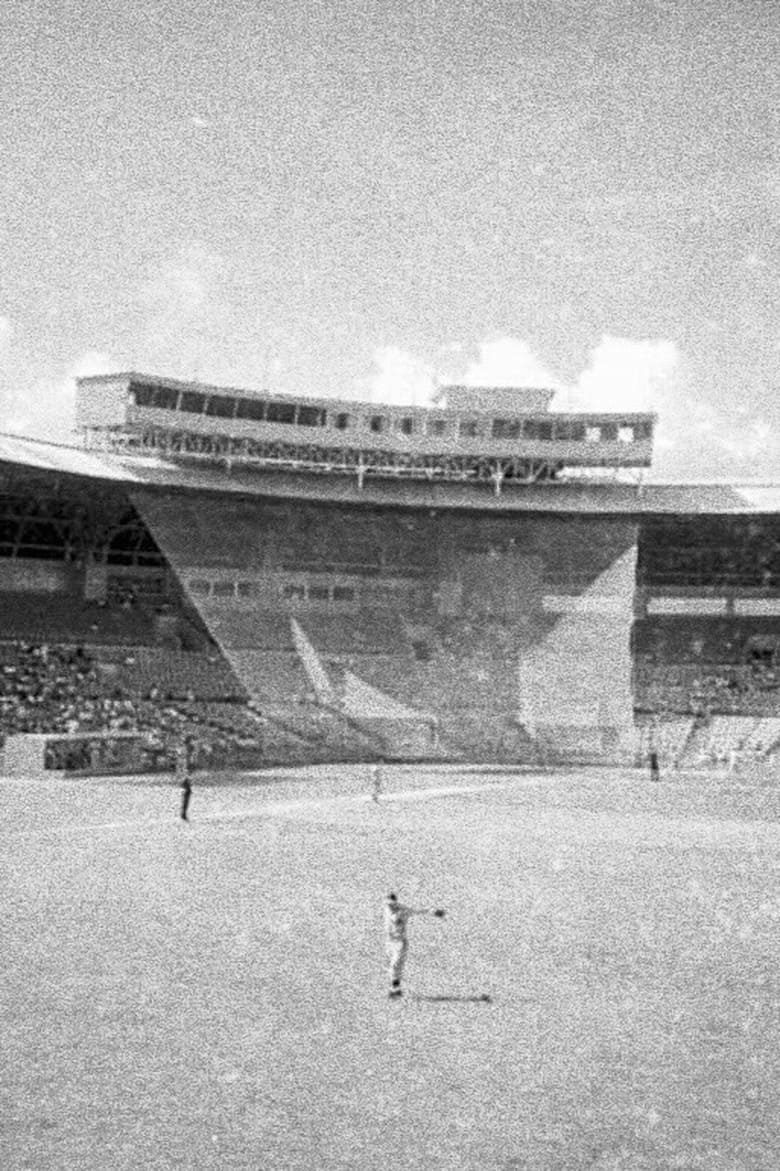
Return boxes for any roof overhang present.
[1,432,780,516]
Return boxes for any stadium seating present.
[680,716,755,768]
[739,716,780,757]
[0,634,384,769]
[203,612,297,651]
[634,662,780,718]
[675,715,780,770]
[300,613,398,655]
[635,712,780,771]
[100,647,245,701]
[0,592,156,645]
[635,717,696,767]
[639,516,780,588]
[227,651,316,706]
[329,612,540,762]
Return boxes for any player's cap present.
[386,892,398,903]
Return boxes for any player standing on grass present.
[649,748,660,782]
[180,772,192,821]
[384,892,446,998]
[177,743,192,822]
[370,758,384,803]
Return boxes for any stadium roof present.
[638,483,780,514]
[0,433,137,481]
[2,431,780,515]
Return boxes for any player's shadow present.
[412,993,493,1004]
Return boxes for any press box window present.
[282,584,306,600]
[189,579,211,595]
[213,581,236,598]
[309,585,330,601]
[236,399,266,421]
[369,415,386,433]
[205,396,236,418]
[180,391,207,413]
[236,582,254,598]
[332,586,355,602]
[132,383,155,407]
[555,420,588,441]
[133,384,179,409]
[459,419,481,438]
[493,418,523,439]
[297,406,326,426]
[334,413,351,430]
[266,402,296,424]
[155,386,179,409]
[429,419,448,437]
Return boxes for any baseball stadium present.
[4,373,780,1169]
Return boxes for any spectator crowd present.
[0,640,266,771]
[635,660,780,718]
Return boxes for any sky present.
[1,0,779,481]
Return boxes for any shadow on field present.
[412,993,493,1004]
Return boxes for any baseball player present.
[176,741,193,821]
[649,748,660,782]
[384,892,446,998]
[370,758,384,803]
[180,772,192,822]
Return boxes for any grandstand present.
[1,371,780,773]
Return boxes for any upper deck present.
[76,371,656,493]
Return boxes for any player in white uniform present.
[370,759,384,803]
[384,892,446,998]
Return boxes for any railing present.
[84,426,648,495]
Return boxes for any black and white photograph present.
[2,1,780,1167]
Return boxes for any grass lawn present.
[2,765,780,1170]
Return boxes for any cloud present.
[704,414,780,470]
[368,345,436,405]
[0,317,30,434]
[0,315,12,353]
[568,335,679,412]
[363,331,761,482]
[141,245,214,329]
[559,334,688,473]
[137,244,224,379]
[462,336,561,390]
[48,351,115,439]
[560,334,722,478]
[1,349,116,443]
[366,335,563,408]
[70,350,114,381]
[560,333,780,481]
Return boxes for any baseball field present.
[3,764,780,1170]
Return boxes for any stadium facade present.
[1,371,780,768]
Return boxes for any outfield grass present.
[2,766,780,1170]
